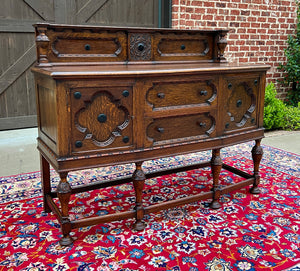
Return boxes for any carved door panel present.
[70,87,134,154]
[223,75,261,134]
[0,0,170,130]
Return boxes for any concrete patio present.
[0,128,299,177]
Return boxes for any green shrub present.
[277,1,300,107]
[264,82,300,130]
[264,83,286,130]
[282,103,300,130]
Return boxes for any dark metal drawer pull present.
[199,122,206,128]
[236,100,242,107]
[75,141,82,148]
[137,43,145,51]
[122,136,129,143]
[157,127,164,133]
[122,90,129,97]
[74,91,82,99]
[200,90,208,96]
[85,44,91,50]
[181,44,186,50]
[157,92,165,99]
[97,114,107,123]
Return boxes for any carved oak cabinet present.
[32,23,269,246]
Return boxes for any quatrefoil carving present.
[75,92,130,147]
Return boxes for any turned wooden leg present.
[250,139,263,194]
[210,149,222,209]
[40,154,51,213]
[132,162,146,231]
[57,172,74,246]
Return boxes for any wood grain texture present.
[32,24,270,246]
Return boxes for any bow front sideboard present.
[32,23,269,246]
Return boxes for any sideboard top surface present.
[32,63,270,79]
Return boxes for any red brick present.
[202,15,213,20]
[257,28,267,34]
[231,9,240,16]
[240,34,250,39]
[240,46,250,51]
[251,23,261,28]
[241,22,250,28]
[206,8,218,14]
[203,1,215,7]
[257,17,267,22]
[194,7,206,14]
[247,28,257,34]
[186,7,194,13]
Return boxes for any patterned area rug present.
[0,143,299,271]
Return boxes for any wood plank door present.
[0,0,171,130]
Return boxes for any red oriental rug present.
[0,143,299,271]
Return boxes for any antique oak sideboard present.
[32,23,270,246]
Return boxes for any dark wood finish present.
[32,23,270,246]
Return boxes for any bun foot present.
[210,200,222,209]
[133,221,146,231]
[59,236,74,247]
[250,186,261,194]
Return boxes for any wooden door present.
[0,0,171,130]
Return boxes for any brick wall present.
[172,0,298,99]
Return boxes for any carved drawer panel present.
[146,113,216,145]
[146,79,217,110]
[223,76,260,133]
[47,29,127,62]
[70,87,133,153]
[153,33,213,61]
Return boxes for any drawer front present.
[70,87,133,153]
[146,113,216,145]
[47,30,127,62]
[153,33,213,61]
[146,79,217,109]
[223,75,260,133]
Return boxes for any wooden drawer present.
[146,79,217,110]
[153,33,213,61]
[47,30,127,62]
[70,87,133,153]
[146,113,216,145]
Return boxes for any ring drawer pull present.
[200,90,208,96]
[157,127,164,133]
[97,114,107,123]
[85,44,91,51]
[157,92,165,99]
[199,122,206,128]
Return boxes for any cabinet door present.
[222,74,261,134]
[70,86,133,154]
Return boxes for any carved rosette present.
[74,92,130,147]
[130,34,151,61]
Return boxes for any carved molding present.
[74,91,130,147]
[129,33,151,61]
[226,81,257,129]
[52,36,122,58]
